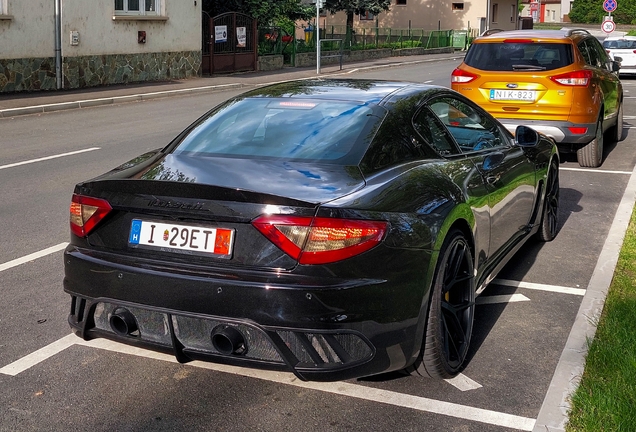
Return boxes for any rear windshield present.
[173,98,384,165]
[464,42,573,71]
[603,39,636,49]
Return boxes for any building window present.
[452,3,464,10]
[359,10,375,20]
[492,3,498,23]
[0,0,6,15]
[396,0,407,5]
[115,0,160,15]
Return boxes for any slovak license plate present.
[490,89,536,101]
[128,219,234,257]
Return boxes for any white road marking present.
[476,293,531,305]
[444,373,483,391]
[493,279,586,296]
[2,335,534,429]
[560,167,632,175]
[0,147,100,170]
[0,243,68,273]
[0,334,77,376]
[81,338,533,430]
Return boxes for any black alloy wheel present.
[536,160,560,242]
[410,229,475,379]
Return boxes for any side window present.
[413,108,459,156]
[429,97,508,153]
[588,38,611,69]
[578,41,591,65]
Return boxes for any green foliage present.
[570,0,636,24]
[324,0,392,16]
[203,0,313,26]
[566,205,636,431]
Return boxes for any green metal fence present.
[257,25,459,64]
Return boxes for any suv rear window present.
[464,42,574,71]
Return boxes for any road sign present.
[604,0,617,13]
[602,19,616,33]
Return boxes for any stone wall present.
[258,55,284,72]
[0,58,57,92]
[1,51,201,93]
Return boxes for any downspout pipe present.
[486,0,491,32]
[55,0,62,89]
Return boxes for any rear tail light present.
[549,70,592,86]
[568,127,588,135]
[503,39,534,44]
[451,68,479,84]
[252,215,388,265]
[70,194,112,237]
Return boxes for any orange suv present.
[451,28,623,167]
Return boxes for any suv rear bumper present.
[498,119,597,146]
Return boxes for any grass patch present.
[566,205,636,431]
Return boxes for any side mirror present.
[612,59,621,73]
[515,125,539,147]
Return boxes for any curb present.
[0,83,246,118]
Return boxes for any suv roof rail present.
[481,28,504,37]
[560,28,591,36]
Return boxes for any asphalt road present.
[1,59,635,432]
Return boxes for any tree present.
[569,0,636,24]
[202,0,313,25]
[323,0,392,30]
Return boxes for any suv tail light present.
[451,68,479,84]
[549,70,592,87]
[252,215,388,265]
[70,194,112,237]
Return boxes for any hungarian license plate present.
[490,89,536,101]
[128,219,234,257]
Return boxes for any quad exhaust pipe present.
[211,325,247,355]
[109,308,138,336]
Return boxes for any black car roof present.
[239,79,438,105]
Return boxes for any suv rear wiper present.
[512,64,547,71]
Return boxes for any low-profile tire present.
[410,229,475,379]
[576,117,603,168]
[535,160,560,242]
[611,102,624,143]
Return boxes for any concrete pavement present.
[0,47,628,432]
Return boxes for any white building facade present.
[0,0,202,93]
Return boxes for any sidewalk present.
[0,52,464,118]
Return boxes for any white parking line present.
[444,373,483,391]
[476,293,531,305]
[0,147,100,170]
[0,243,68,273]
[2,336,534,430]
[0,334,77,376]
[493,279,586,296]
[560,167,632,175]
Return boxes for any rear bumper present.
[63,245,430,381]
[499,119,597,146]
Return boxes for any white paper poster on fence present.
[215,25,227,43]
[236,27,246,47]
